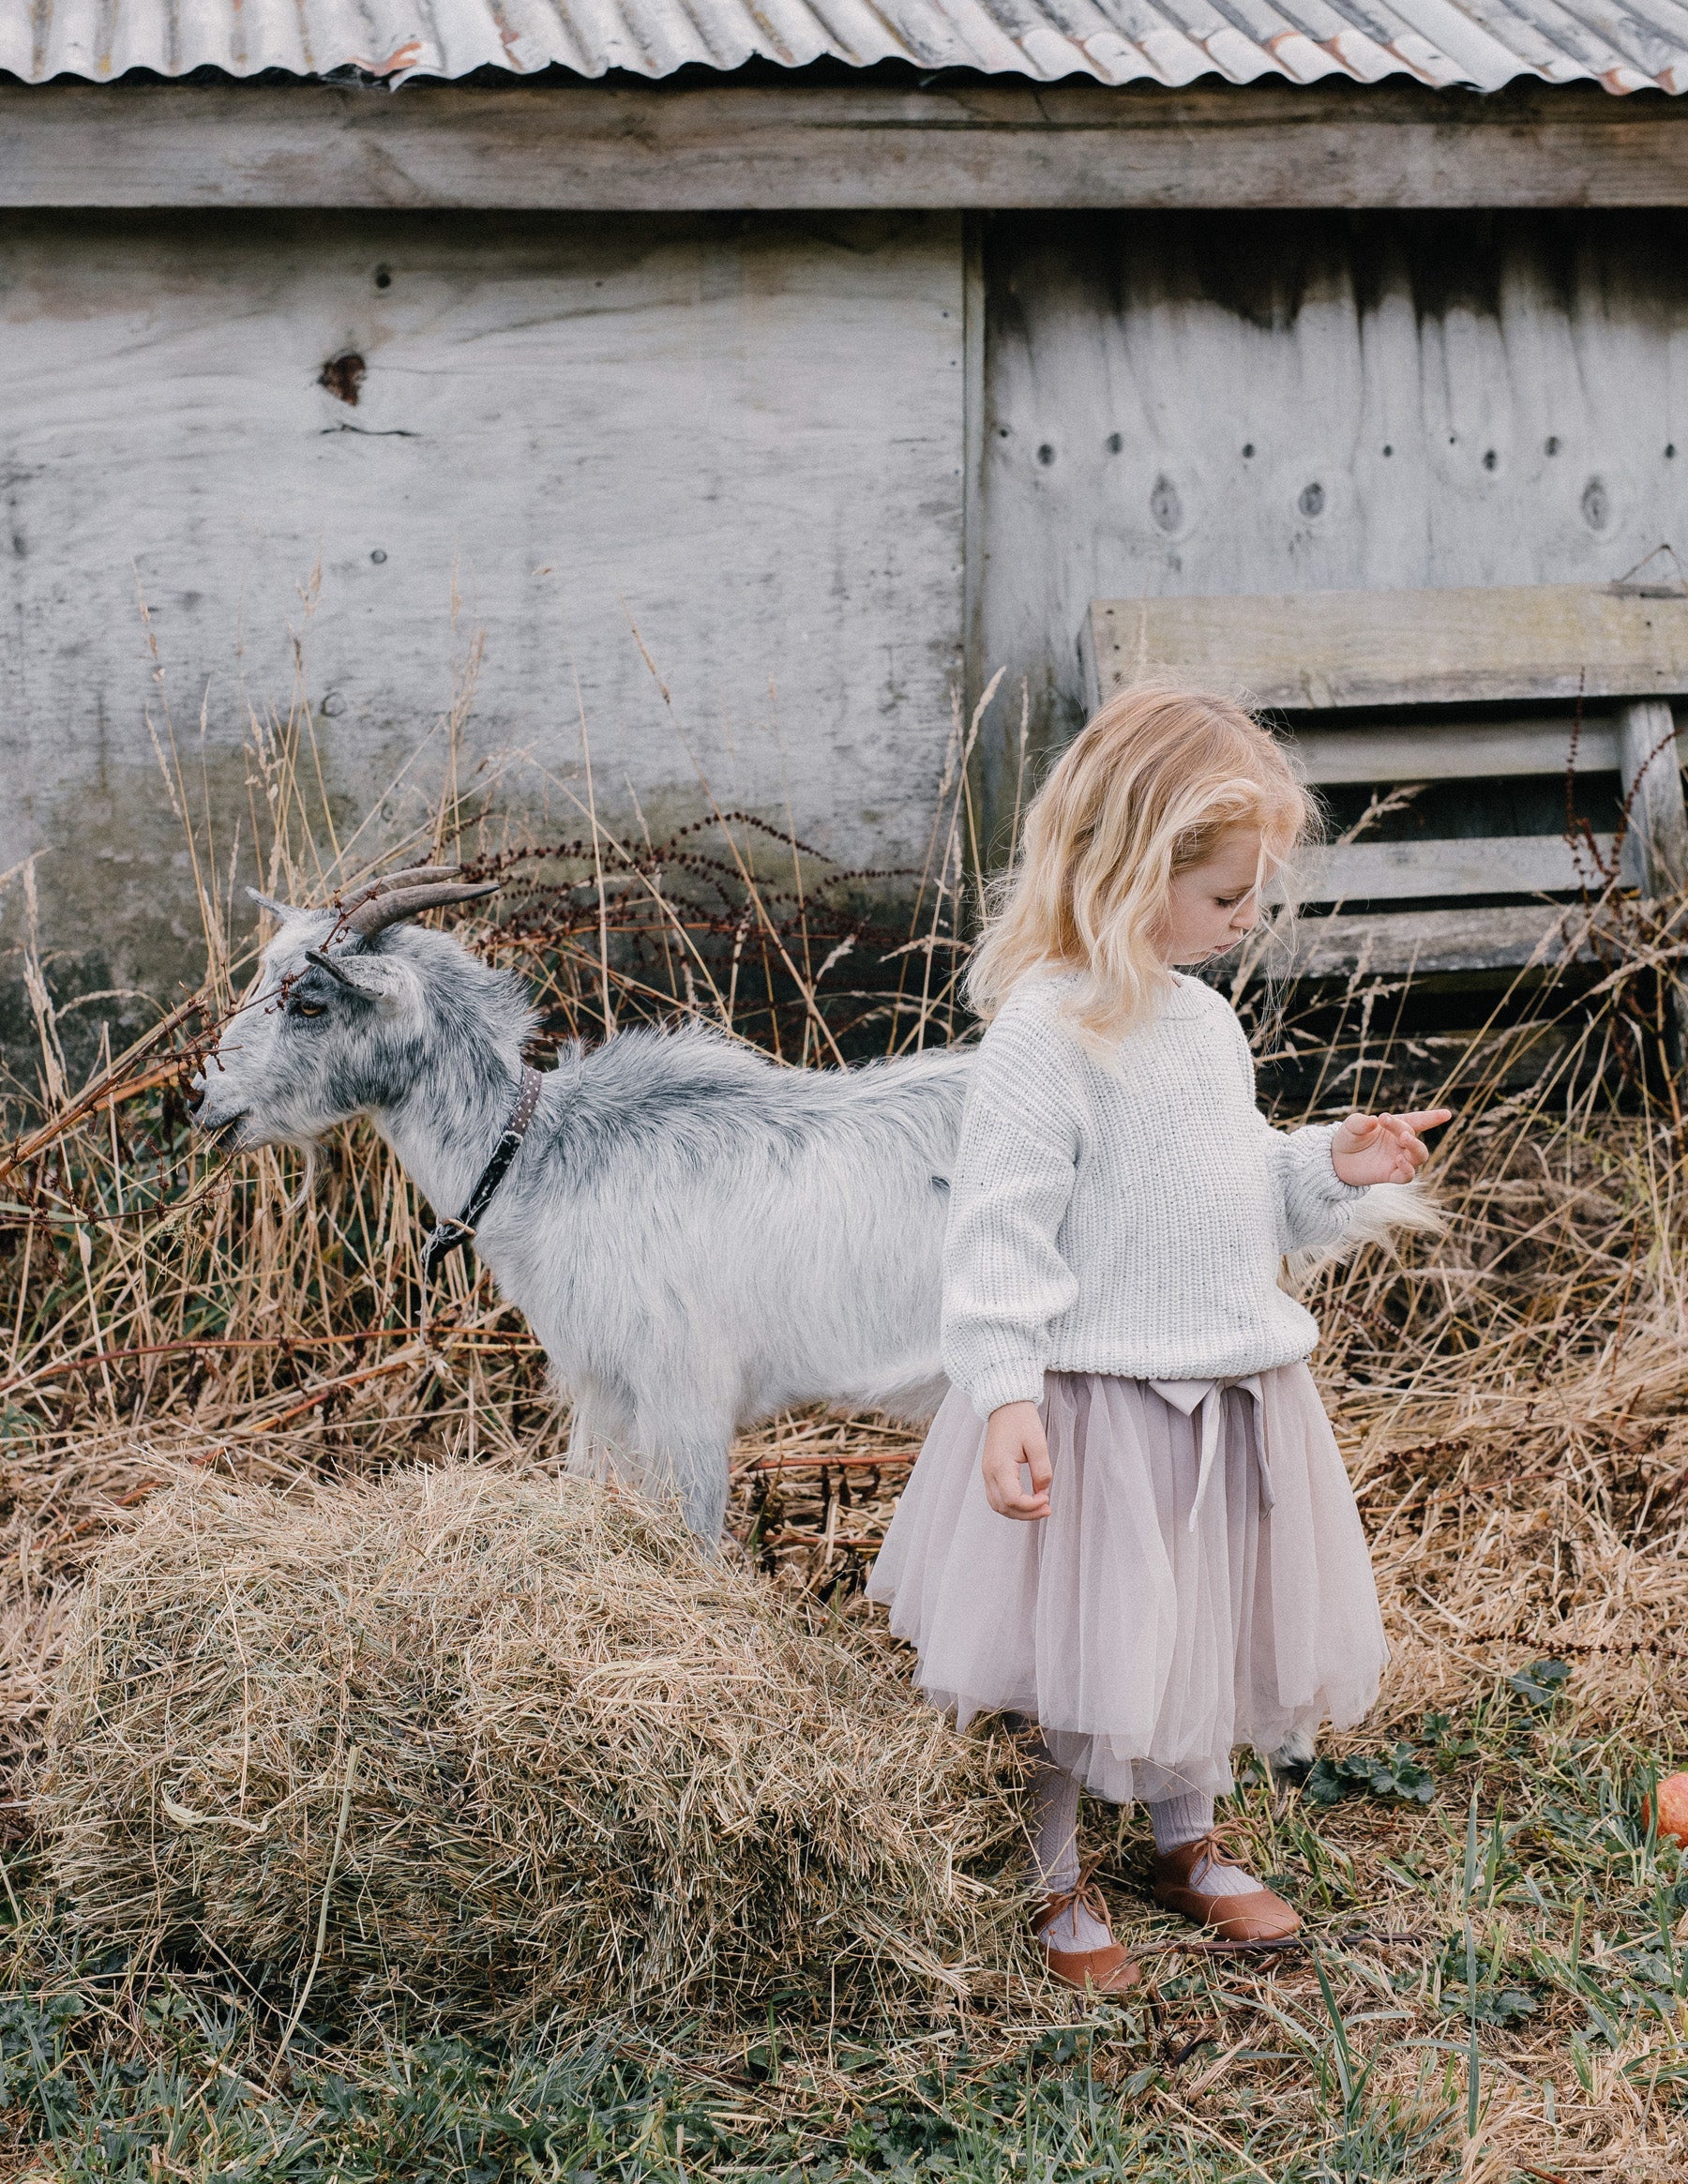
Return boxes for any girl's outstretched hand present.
[1331,1107,1452,1186]
[982,1400,1052,1520]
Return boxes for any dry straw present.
[35,1460,1029,2032]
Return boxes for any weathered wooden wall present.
[10,182,1688,1061]
[0,209,965,1024]
[6,82,1688,212]
[975,208,1688,821]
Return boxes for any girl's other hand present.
[1331,1107,1452,1186]
[982,1401,1052,1520]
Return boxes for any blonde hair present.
[968,682,1316,1043]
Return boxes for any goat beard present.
[283,1144,320,1220]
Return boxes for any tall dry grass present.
[6,648,1688,2168]
[0,645,1002,1793]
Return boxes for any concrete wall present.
[0,208,965,1070]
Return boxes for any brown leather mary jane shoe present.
[1152,1825,1300,1949]
[1034,1873,1142,1995]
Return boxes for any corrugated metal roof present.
[5,0,1686,93]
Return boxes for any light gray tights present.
[1030,1749,1261,1951]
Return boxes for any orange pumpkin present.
[1642,1773,1688,1849]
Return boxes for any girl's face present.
[1160,825,1268,965]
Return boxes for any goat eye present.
[294,1001,326,1018]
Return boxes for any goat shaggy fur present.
[191,910,970,1536]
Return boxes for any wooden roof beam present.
[3,78,1688,210]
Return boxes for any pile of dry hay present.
[32,1461,1029,2031]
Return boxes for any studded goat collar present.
[421,1064,544,1286]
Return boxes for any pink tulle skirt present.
[866,1363,1387,1803]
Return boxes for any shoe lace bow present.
[1177,1821,1260,1892]
[1037,1855,1113,1944]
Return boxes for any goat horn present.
[335,865,471,918]
[344,878,501,941]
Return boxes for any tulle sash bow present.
[1148,1376,1271,1530]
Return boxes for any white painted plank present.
[1279,902,1599,976]
[0,212,965,992]
[1288,715,1625,784]
[1617,699,1688,898]
[1085,585,1688,711]
[1290,833,1622,905]
[1616,699,1688,1062]
[6,83,1688,211]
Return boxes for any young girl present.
[867,685,1446,1993]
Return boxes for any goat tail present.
[1286,1179,1445,1285]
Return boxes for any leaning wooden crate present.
[1078,582,1688,984]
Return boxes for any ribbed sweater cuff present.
[1290,1122,1371,1203]
[962,1363,1048,1423]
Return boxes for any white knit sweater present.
[942,972,1369,1418]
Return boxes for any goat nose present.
[185,1076,205,1114]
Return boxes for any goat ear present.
[305,946,378,998]
[304,946,416,1012]
[249,887,297,920]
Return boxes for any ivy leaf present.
[1303,1758,1349,1806]
[1508,1659,1572,1709]
[1301,1748,1437,1807]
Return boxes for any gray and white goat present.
[188,869,971,1538]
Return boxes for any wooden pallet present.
[1079,581,1688,976]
